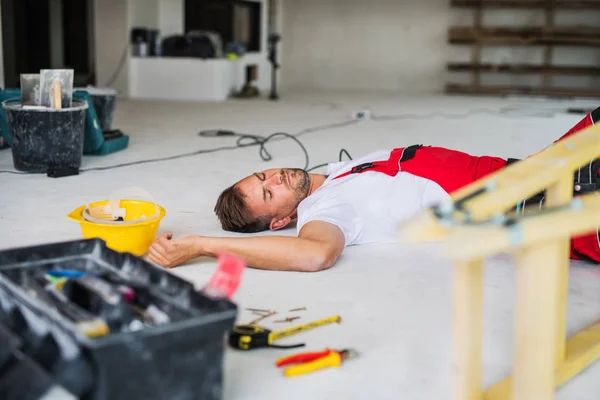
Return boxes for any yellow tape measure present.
[228,315,341,350]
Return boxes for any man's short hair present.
[214,184,271,233]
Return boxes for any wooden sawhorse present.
[397,123,600,399]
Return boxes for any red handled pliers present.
[275,348,359,377]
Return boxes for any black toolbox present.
[0,238,237,400]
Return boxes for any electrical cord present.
[0,105,568,176]
[104,45,130,88]
[82,119,359,173]
[197,126,355,172]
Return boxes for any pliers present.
[275,348,358,377]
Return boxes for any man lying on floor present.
[148,109,600,271]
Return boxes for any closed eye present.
[254,173,271,201]
[263,188,273,201]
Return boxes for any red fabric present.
[398,147,507,194]
[554,112,594,143]
[333,145,507,194]
[333,120,600,262]
[553,111,600,262]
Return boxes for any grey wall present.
[158,0,183,37]
[281,0,600,93]
[281,0,462,93]
[130,0,159,28]
[94,0,130,94]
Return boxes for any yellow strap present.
[270,315,341,342]
[283,352,342,377]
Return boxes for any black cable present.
[104,45,130,88]
[82,119,358,173]
[197,124,355,172]
[306,149,353,172]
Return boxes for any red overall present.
[334,109,600,263]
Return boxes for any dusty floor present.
[1,91,600,399]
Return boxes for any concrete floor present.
[1,91,600,399]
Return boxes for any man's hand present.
[147,221,345,272]
[148,232,202,268]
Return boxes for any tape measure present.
[228,315,341,351]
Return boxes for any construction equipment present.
[397,121,600,399]
[228,315,341,350]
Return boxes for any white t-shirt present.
[296,149,451,246]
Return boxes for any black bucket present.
[3,99,88,173]
[85,87,117,131]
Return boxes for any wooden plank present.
[484,319,600,399]
[453,259,485,400]
[447,63,600,76]
[450,25,600,37]
[446,123,600,223]
[445,83,600,98]
[543,174,573,367]
[512,241,562,399]
[397,146,600,251]
[437,193,600,261]
[449,26,600,47]
[452,0,600,8]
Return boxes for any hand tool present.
[39,69,73,109]
[275,348,359,377]
[20,74,40,105]
[228,315,341,350]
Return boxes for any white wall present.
[94,0,130,94]
[130,0,159,28]
[280,0,600,93]
[158,0,184,38]
[281,0,461,93]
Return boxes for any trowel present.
[39,69,74,109]
[20,74,40,106]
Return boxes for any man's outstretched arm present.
[147,220,346,272]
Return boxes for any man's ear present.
[269,216,291,231]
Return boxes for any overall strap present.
[332,145,422,180]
